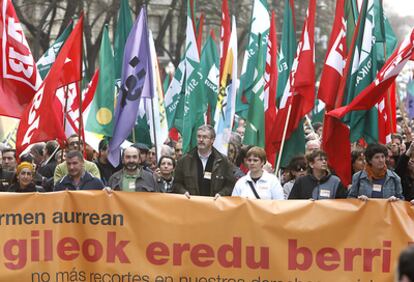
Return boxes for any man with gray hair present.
[173,125,235,197]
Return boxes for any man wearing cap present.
[173,125,235,197]
[132,143,152,171]
[94,139,120,185]
[54,151,104,191]
[54,134,100,184]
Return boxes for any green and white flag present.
[243,33,265,148]
[86,25,115,137]
[36,22,73,79]
[164,59,185,131]
[236,0,269,119]
[276,0,296,103]
[343,0,379,143]
[200,32,219,124]
[181,0,205,153]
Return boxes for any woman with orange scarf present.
[348,143,403,201]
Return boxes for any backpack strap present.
[247,181,261,199]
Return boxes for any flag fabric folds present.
[0,0,42,118]
[236,0,269,119]
[326,27,414,185]
[16,16,84,157]
[86,25,115,137]
[264,11,278,166]
[213,17,237,156]
[37,21,73,79]
[272,0,316,166]
[108,8,153,167]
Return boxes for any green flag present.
[312,98,325,123]
[114,0,133,82]
[86,25,115,136]
[276,0,296,103]
[200,32,219,124]
[181,0,205,153]
[279,120,306,168]
[236,0,269,119]
[243,33,265,147]
[164,59,185,132]
[343,0,380,143]
[36,22,73,79]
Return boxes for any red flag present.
[378,82,396,144]
[264,11,278,166]
[317,0,347,111]
[58,69,99,138]
[325,28,414,185]
[219,0,231,82]
[329,29,414,119]
[15,16,84,157]
[0,0,42,118]
[271,0,315,153]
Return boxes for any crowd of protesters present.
[0,118,414,206]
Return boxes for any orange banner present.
[0,191,413,282]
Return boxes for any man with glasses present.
[173,125,235,198]
[288,150,347,200]
[53,134,100,184]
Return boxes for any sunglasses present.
[294,166,307,172]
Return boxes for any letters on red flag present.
[271,0,315,153]
[0,0,42,118]
[16,16,84,156]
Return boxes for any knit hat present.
[16,162,35,175]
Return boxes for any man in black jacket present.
[173,125,235,197]
[54,150,104,191]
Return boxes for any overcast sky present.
[383,0,414,17]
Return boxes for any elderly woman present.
[232,147,284,200]
[8,162,44,193]
[348,143,403,201]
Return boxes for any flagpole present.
[275,101,293,174]
[146,4,158,161]
[382,41,396,138]
[78,23,85,157]
[150,96,158,161]
[62,85,69,162]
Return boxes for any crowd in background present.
[0,116,413,206]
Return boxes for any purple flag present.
[108,8,153,166]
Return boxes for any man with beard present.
[173,125,235,197]
[108,146,157,192]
